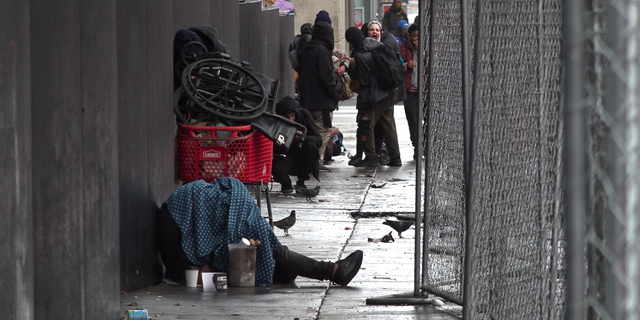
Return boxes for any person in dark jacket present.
[345,27,402,167]
[298,21,339,168]
[382,0,408,34]
[400,24,421,157]
[271,97,322,193]
[351,21,404,166]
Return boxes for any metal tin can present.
[124,309,148,320]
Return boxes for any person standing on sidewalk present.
[382,0,408,34]
[400,23,421,159]
[345,26,402,167]
[298,20,338,171]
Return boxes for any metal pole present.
[562,0,586,318]
[421,0,436,292]
[414,0,426,296]
[462,0,480,317]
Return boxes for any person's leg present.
[378,93,401,161]
[404,92,420,151]
[272,155,293,192]
[311,110,333,164]
[272,245,364,286]
[356,106,378,162]
[295,141,319,185]
[272,245,334,283]
[374,123,384,156]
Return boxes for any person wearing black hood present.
[345,27,402,167]
[382,0,409,34]
[271,97,322,194]
[298,21,339,170]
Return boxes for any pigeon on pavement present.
[273,210,296,236]
[383,219,415,238]
[295,185,321,202]
[368,232,395,243]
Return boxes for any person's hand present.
[294,130,303,141]
[338,65,346,76]
[407,60,417,69]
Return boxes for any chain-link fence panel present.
[583,0,640,318]
[421,0,466,305]
[420,0,565,318]
[465,1,565,319]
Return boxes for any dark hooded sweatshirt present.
[382,5,408,34]
[297,22,339,113]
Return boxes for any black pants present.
[403,92,420,150]
[272,141,318,189]
[272,245,334,284]
[157,205,334,284]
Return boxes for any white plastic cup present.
[185,268,199,288]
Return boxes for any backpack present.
[371,43,405,91]
[288,34,311,72]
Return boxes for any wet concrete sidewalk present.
[119,99,463,319]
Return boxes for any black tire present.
[180,41,208,66]
[180,58,267,121]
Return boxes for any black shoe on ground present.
[387,158,402,166]
[332,250,363,286]
[355,158,380,167]
[319,164,331,172]
[348,157,362,166]
[378,152,390,165]
[295,180,307,189]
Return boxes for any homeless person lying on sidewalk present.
[157,177,363,286]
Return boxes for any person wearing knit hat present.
[272,97,322,194]
[315,10,332,25]
[297,21,338,169]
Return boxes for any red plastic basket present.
[177,124,273,184]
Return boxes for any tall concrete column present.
[117,0,175,291]
[1,0,34,319]
[210,0,240,57]
[30,0,120,318]
[173,0,211,32]
[239,0,263,68]
[279,14,296,99]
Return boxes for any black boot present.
[348,140,363,166]
[331,250,363,286]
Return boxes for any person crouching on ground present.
[272,96,322,193]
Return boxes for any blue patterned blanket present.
[164,178,281,286]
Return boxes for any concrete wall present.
[30,0,120,318]
[117,0,175,291]
[211,0,240,57]
[278,14,296,99]
[290,0,350,53]
[1,0,33,318]
[2,0,294,317]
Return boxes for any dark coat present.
[298,22,339,111]
[348,38,396,108]
[381,32,406,102]
[274,107,322,155]
[382,6,408,34]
